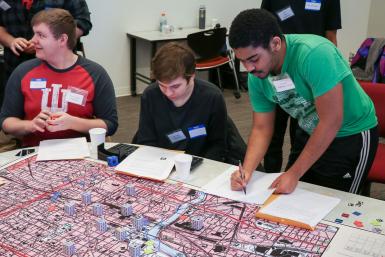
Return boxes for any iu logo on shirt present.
[41,84,69,113]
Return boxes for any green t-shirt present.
[248,34,377,137]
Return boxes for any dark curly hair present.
[229,9,283,49]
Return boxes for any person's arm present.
[231,110,275,191]
[270,84,343,193]
[133,91,158,146]
[65,0,92,37]
[324,0,341,46]
[90,64,118,136]
[260,0,271,10]
[0,26,30,56]
[325,30,337,46]
[202,93,227,161]
[2,111,50,136]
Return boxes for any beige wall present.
[84,0,375,96]
[367,0,385,38]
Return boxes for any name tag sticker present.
[66,86,88,106]
[276,6,295,21]
[188,124,207,139]
[270,73,295,92]
[305,0,321,11]
[30,78,47,89]
[167,129,187,144]
[0,0,11,11]
[66,92,84,105]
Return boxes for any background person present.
[260,0,341,173]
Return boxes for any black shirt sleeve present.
[202,88,227,162]
[134,88,158,146]
[91,62,118,136]
[324,0,342,31]
[260,0,271,10]
[64,0,93,36]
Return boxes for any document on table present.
[115,146,179,181]
[257,188,340,230]
[36,137,90,161]
[202,166,281,204]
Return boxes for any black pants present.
[291,126,379,194]
[264,106,298,172]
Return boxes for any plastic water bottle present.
[159,12,167,32]
[199,5,206,29]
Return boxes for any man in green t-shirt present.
[229,9,378,194]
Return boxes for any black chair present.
[187,27,241,99]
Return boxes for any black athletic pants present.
[288,126,379,194]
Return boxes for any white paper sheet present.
[260,188,341,228]
[36,137,90,161]
[115,146,179,181]
[202,166,281,204]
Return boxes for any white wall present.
[338,0,371,58]
[367,0,385,38]
[83,0,258,96]
[83,0,374,96]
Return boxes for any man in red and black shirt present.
[0,0,92,104]
[0,8,117,146]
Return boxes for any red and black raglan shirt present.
[0,0,92,79]
[0,56,118,146]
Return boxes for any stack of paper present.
[36,137,90,161]
[115,146,179,181]
[257,188,340,230]
[202,166,281,205]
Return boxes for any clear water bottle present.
[199,5,206,29]
[159,12,167,32]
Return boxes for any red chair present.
[360,81,385,196]
[187,27,241,99]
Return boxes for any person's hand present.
[46,112,74,132]
[23,40,35,54]
[30,111,51,133]
[10,37,30,56]
[230,169,251,191]
[270,171,300,194]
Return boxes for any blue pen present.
[238,160,247,195]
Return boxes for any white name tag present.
[305,0,321,11]
[167,130,187,144]
[271,74,295,92]
[188,124,207,139]
[30,78,47,89]
[66,91,85,105]
[0,0,11,11]
[276,6,294,21]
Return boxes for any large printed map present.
[0,156,338,256]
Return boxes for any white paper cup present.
[89,128,106,153]
[174,153,192,180]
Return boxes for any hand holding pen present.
[238,160,247,195]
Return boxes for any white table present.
[1,145,384,256]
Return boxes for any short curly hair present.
[229,9,283,49]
